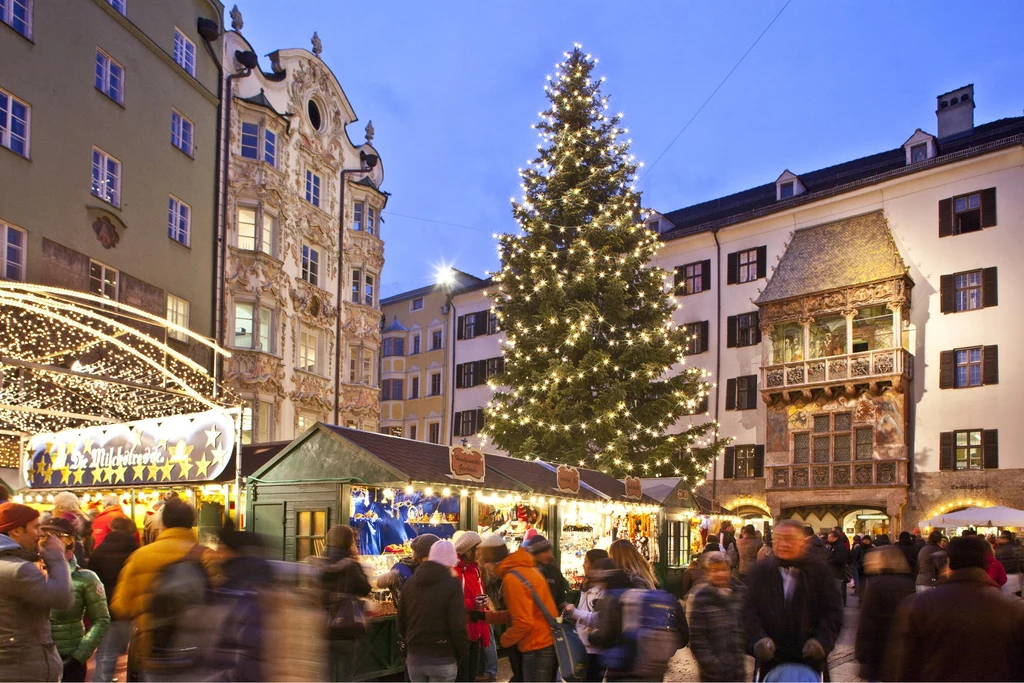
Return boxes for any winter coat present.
[806,535,828,563]
[851,543,870,578]
[496,548,556,653]
[142,508,164,545]
[311,547,372,598]
[50,557,111,663]
[995,542,1023,574]
[591,586,687,680]
[689,583,746,682]
[720,533,740,568]
[892,567,1024,681]
[854,572,914,681]
[376,556,417,607]
[915,543,946,587]
[741,554,843,674]
[736,535,763,576]
[539,559,568,607]
[0,534,74,682]
[397,560,469,662]
[985,554,1007,586]
[454,558,490,646]
[897,539,919,575]
[90,507,140,549]
[572,583,604,653]
[88,530,139,608]
[109,527,212,663]
[201,554,276,681]
[680,560,706,599]
[826,539,849,582]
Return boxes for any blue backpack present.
[601,588,683,679]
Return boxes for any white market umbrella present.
[921,506,1024,529]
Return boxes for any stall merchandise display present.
[476,502,546,552]
[558,504,659,589]
[350,486,460,556]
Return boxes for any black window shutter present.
[456,316,465,340]
[745,375,758,409]
[981,188,997,228]
[939,274,954,314]
[727,252,739,285]
[381,379,390,400]
[453,412,462,437]
[476,360,487,386]
[725,378,737,411]
[476,311,488,332]
[753,445,765,478]
[726,315,737,348]
[455,363,464,389]
[674,266,684,290]
[700,321,710,353]
[938,198,953,238]
[983,430,999,469]
[476,408,485,430]
[753,311,762,344]
[724,447,735,479]
[982,267,998,307]
[756,246,767,280]
[498,357,505,373]
[701,259,712,291]
[939,351,954,389]
[939,432,953,471]
[983,345,999,385]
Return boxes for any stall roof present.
[579,469,660,505]
[485,454,605,501]
[638,477,696,508]
[212,441,290,483]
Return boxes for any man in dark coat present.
[851,535,871,595]
[803,525,828,563]
[892,536,1024,681]
[897,531,919,575]
[89,515,140,682]
[915,530,946,592]
[742,520,843,679]
[826,530,849,606]
[523,534,567,609]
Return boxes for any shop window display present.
[476,500,547,552]
[558,502,659,590]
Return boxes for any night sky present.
[235,1,1024,296]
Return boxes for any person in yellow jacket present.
[110,498,211,676]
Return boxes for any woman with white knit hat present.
[452,531,490,681]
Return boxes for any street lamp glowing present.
[435,265,457,288]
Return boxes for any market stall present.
[919,505,1024,534]
[639,477,700,595]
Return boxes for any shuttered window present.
[940,346,997,389]
[938,188,997,237]
[940,430,998,471]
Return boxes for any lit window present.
[166,294,189,341]
[301,245,320,287]
[171,110,193,156]
[411,297,423,311]
[954,347,982,388]
[106,0,125,15]
[95,50,124,105]
[297,412,317,432]
[236,206,273,254]
[955,430,983,470]
[173,28,196,77]
[0,221,26,281]
[353,202,364,231]
[241,122,259,159]
[90,147,121,206]
[305,170,320,207]
[167,195,190,245]
[738,248,759,283]
[241,399,272,444]
[1,0,31,38]
[89,261,118,301]
[0,88,30,158]
[299,328,319,374]
[954,270,982,312]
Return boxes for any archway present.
[841,508,890,538]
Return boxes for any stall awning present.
[920,506,1024,529]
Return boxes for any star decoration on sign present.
[209,447,229,467]
[204,428,221,448]
[111,465,128,484]
[145,465,157,480]
[82,439,93,453]
[129,428,144,449]
[194,453,213,478]
[71,469,85,485]
[157,463,175,481]
[59,468,72,485]
[177,460,193,480]
[131,464,146,481]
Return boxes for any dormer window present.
[903,129,936,165]
[910,143,928,163]
[775,171,804,201]
[779,182,794,199]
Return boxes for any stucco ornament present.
[291,373,334,413]
[224,351,287,398]
[365,120,375,143]
[93,216,119,249]
[311,32,322,57]
[230,4,243,30]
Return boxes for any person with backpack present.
[590,558,686,682]
[608,539,657,590]
[0,502,75,682]
[398,540,469,682]
[89,515,140,682]
[110,497,211,678]
[563,548,609,682]
[688,552,746,683]
[43,517,110,682]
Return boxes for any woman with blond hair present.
[855,545,914,681]
[608,539,658,589]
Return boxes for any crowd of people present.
[4,481,1024,683]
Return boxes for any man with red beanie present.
[0,502,75,682]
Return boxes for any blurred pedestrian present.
[89,515,139,682]
[453,531,489,682]
[523,534,567,609]
[0,503,75,682]
[377,533,440,607]
[736,525,762,580]
[826,530,849,606]
[742,520,843,679]
[803,525,827,563]
[563,548,609,682]
[995,530,1023,596]
[915,530,946,593]
[43,517,110,682]
[851,535,872,595]
[892,536,1024,681]
[757,531,774,562]
[718,522,739,569]
[477,535,520,682]
[51,492,88,567]
[874,534,891,546]
[608,539,657,589]
[985,542,1008,587]
[854,545,914,681]
[897,531,919,575]
[90,494,138,550]
[688,552,745,682]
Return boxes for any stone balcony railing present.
[762,348,913,391]
[767,459,907,490]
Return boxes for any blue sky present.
[235,1,1024,297]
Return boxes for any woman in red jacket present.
[985,542,1008,586]
[454,531,490,682]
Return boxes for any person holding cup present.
[0,502,75,682]
[454,530,490,682]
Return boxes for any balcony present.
[767,459,907,490]
[762,348,913,392]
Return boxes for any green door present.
[253,502,285,560]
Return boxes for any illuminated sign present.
[449,446,485,482]
[24,409,236,489]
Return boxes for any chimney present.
[936,85,975,138]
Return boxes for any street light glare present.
[435,265,457,288]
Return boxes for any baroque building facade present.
[221,25,386,444]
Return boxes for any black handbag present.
[328,592,367,639]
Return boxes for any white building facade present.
[220,25,387,444]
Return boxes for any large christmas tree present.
[480,45,726,484]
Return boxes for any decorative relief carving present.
[760,277,912,326]
[339,385,380,419]
[224,351,287,399]
[833,466,851,486]
[93,216,120,249]
[290,282,337,329]
[291,372,333,413]
[812,466,830,487]
[225,253,291,308]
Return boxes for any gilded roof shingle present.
[756,211,907,305]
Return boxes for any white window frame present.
[364,272,375,307]
[297,411,318,432]
[1,0,32,38]
[240,121,259,159]
[411,297,424,311]
[301,244,320,287]
[240,398,273,444]
[89,260,119,301]
[263,128,276,166]
[236,205,274,255]
[171,109,194,156]
[428,422,440,444]
[429,372,442,396]
[173,28,196,77]
[412,333,421,355]
[167,195,191,246]
[738,248,759,284]
[233,301,275,353]
[0,87,30,158]
[166,293,189,342]
[298,327,320,375]
[305,170,321,207]
[353,202,364,231]
[91,147,121,207]
[910,143,928,163]
[0,220,26,282]
[94,49,124,105]
[367,206,376,236]
[106,0,125,16]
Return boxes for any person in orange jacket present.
[479,535,557,682]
